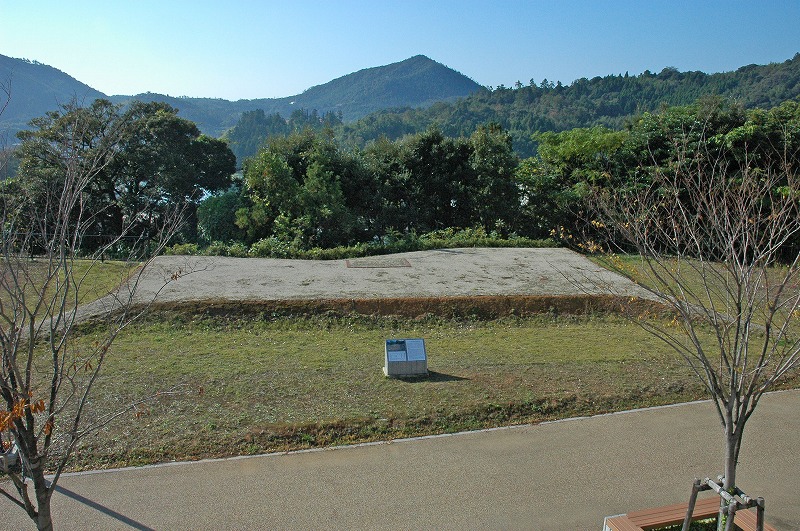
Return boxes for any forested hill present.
[0,54,105,137]
[290,55,482,118]
[0,54,481,140]
[337,53,800,156]
[112,55,481,135]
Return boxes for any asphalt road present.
[4,391,798,530]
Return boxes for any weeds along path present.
[75,247,658,320]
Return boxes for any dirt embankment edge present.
[129,294,667,320]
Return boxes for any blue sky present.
[1,0,799,100]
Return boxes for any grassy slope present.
[0,259,138,310]
[66,313,773,470]
[9,253,795,470]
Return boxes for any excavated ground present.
[78,247,661,319]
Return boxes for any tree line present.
[194,96,800,258]
[5,95,799,260]
[221,108,343,166]
[4,99,236,255]
[199,123,519,253]
[222,53,800,163]
[525,96,800,251]
[337,53,800,158]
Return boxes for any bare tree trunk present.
[719,428,738,531]
[586,122,800,529]
[1,97,189,529]
[718,419,747,531]
[33,470,53,531]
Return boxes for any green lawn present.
[10,254,797,471]
[590,253,800,334]
[64,312,791,470]
[1,258,138,310]
[71,259,140,307]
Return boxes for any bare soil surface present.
[79,248,656,319]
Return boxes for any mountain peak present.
[293,55,481,118]
[0,54,106,138]
[1,54,481,138]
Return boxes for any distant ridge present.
[3,52,800,151]
[108,55,482,136]
[0,54,481,139]
[0,54,105,138]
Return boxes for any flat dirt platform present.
[80,247,655,319]
[142,248,649,300]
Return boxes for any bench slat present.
[609,496,777,531]
[605,515,645,531]
[734,508,777,531]
[627,497,718,527]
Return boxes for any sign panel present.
[405,339,427,361]
[386,340,407,361]
[387,350,406,362]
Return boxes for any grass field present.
[0,258,138,310]
[10,254,797,471]
[591,253,800,335]
[62,311,800,471]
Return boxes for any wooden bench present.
[604,496,776,531]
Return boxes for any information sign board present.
[405,339,427,361]
[384,338,428,377]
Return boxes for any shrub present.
[165,242,200,256]
[164,229,557,259]
[227,242,249,258]
[249,237,295,258]
[204,241,230,256]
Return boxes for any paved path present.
[4,391,798,530]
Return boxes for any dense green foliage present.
[335,54,800,156]
[10,94,799,260]
[530,97,800,248]
[188,96,800,258]
[0,144,19,181]
[222,108,342,167]
[215,124,521,252]
[168,226,554,260]
[9,99,236,253]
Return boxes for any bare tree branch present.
[589,129,800,529]
[0,98,189,530]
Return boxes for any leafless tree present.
[591,133,800,529]
[0,79,9,179]
[0,95,185,530]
